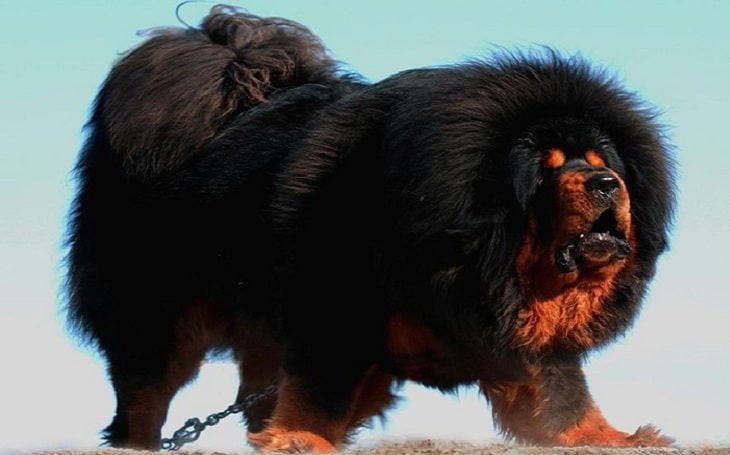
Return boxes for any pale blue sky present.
[1,1,729,453]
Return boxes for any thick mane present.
[378,49,676,263]
[481,50,676,260]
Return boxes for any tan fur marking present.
[557,405,673,447]
[248,427,336,453]
[248,376,346,452]
[512,281,617,351]
[512,169,634,353]
[542,148,566,168]
[585,150,606,167]
[557,405,630,446]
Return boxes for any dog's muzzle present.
[555,171,631,273]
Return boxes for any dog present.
[64,4,676,452]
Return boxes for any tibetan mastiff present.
[64,4,676,452]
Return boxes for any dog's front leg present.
[481,357,673,447]
[247,374,344,453]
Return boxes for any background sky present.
[1,0,729,453]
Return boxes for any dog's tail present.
[90,5,341,177]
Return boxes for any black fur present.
[64,5,676,451]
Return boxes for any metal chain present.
[160,383,278,451]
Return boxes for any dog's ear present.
[508,138,544,212]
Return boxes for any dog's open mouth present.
[555,209,630,273]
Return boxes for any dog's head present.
[357,54,675,354]
[510,120,634,298]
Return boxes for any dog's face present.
[510,120,634,300]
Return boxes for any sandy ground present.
[28,439,730,455]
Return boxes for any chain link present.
[160,383,278,451]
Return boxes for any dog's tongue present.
[574,232,630,265]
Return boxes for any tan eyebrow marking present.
[585,150,606,167]
[542,148,566,168]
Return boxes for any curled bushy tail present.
[92,4,342,177]
[201,5,341,104]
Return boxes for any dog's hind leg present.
[102,300,230,449]
[231,324,282,433]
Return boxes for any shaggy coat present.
[65,5,676,451]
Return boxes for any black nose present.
[585,173,619,195]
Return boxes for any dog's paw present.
[557,423,675,448]
[625,424,675,447]
[248,427,336,453]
